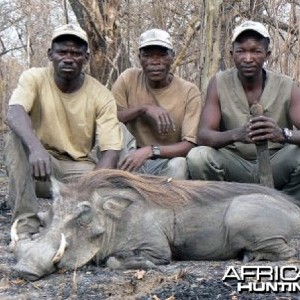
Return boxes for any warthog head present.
[12,177,127,281]
[12,169,187,280]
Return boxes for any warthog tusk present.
[52,233,66,264]
[10,219,19,244]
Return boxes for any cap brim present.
[232,28,270,42]
[52,31,88,45]
[139,41,173,50]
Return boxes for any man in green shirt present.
[187,21,300,203]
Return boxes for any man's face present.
[139,46,174,82]
[48,39,88,81]
[231,36,270,79]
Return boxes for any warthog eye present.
[76,210,92,226]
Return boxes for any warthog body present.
[12,170,300,281]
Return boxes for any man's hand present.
[144,105,176,135]
[248,116,284,143]
[28,145,51,180]
[232,124,253,144]
[118,147,152,172]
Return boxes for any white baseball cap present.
[51,24,89,46]
[232,21,270,42]
[139,29,173,50]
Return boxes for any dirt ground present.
[1,134,300,300]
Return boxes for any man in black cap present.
[112,28,202,179]
[187,20,300,203]
[5,24,125,236]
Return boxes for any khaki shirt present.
[9,66,123,161]
[112,68,202,147]
[217,68,293,160]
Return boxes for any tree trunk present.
[199,0,222,101]
[199,0,240,100]
[68,0,130,86]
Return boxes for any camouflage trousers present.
[187,145,300,204]
[4,124,136,235]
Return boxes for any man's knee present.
[164,157,189,180]
[119,123,136,161]
[187,146,214,177]
[4,132,31,183]
[4,131,26,164]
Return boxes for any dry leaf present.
[152,296,160,300]
[10,278,25,285]
[134,269,146,280]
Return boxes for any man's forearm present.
[197,128,242,149]
[155,141,195,158]
[117,107,145,123]
[95,150,120,169]
[7,105,44,152]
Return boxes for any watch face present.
[152,146,160,156]
[153,147,160,155]
[284,128,292,139]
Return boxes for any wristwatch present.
[282,128,293,142]
[151,145,160,158]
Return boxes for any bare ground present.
[1,134,300,300]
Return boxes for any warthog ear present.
[51,176,65,199]
[102,198,131,219]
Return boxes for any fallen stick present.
[250,102,274,188]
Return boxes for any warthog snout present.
[13,262,47,281]
[13,233,66,281]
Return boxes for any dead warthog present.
[11,169,300,281]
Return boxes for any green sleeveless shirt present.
[216,68,293,160]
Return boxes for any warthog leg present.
[106,255,157,270]
[242,237,297,262]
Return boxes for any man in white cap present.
[5,24,125,236]
[187,20,300,203]
[112,28,202,179]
